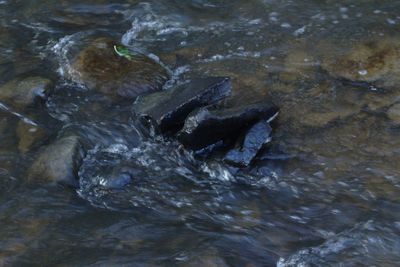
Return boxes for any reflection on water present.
[0,0,400,266]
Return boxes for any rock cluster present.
[14,37,279,189]
[133,77,279,167]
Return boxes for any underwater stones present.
[16,120,49,154]
[387,103,400,124]
[28,136,85,187]
[132,77,232,133]
[71,37,169,99]
[177,99,278,150]
[224,120,272,167]
[0,76,53,110]
[321,37,400,89]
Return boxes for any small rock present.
[177,98,278,150]
[387,103,400,124]
[0,76,53,110]
[16,120,49,154]
[71,37,170,99]
[28,136,85,187]
[132,77,232,133]
[224,120,272,167]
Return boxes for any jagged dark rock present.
[28,135,85,187]
[132,77,232,133]
[177,98,278,150]
[223,120,272,167]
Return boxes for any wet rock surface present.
[387,102,400,124]
[0,76,53,110]
[132,77,232,133]
[70,37,170,99]
[224,120,272,167]
[28,135,85,187]
[16,121,50,154]
[320,37,400,89]
[177,98,279,150]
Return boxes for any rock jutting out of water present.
[0,76,53,111]
[224,120,272,167]
[28,135,85,187]
[177,98,279,150]
[132,77,232,133]
[70,37,170,99]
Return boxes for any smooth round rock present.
[28,136,85,187]
[16,120,49,154]
[387,103,400,124]
[71,37,170,99]
[0,76,53,110]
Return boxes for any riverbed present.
[0,1,400,266]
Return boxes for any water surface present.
[0,0,400,266]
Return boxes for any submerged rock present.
[132,77,232,133]
[224,120,272,167]
[320,37,400,89]
[177,99,278,150]
[0,76,53,110]
[71,37,169,99]
[16,120,50,154]
[387,103,400,124]
[28,136,85,187]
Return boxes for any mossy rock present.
[320,37,400,89]
[71,37,170,99]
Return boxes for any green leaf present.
[114,45,135,60]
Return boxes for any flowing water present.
[1,0,400,266]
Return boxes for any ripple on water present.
[278,220,400,267]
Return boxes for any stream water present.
[1,0,400,266]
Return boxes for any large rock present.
[320,37,400,89]
[177,98,278,150]
[224,120,272,167]
[71,37,170,99]
[28,136,85,187]
[0,76,53,110]
[132,77,232,133]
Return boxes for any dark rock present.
[28,136,85,187]
[224,120,272,167]
[177,98,278,150]
[71,37,170,99]
[132,77,232,133]
[0,76,53,111]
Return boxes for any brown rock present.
[28,136,85,187]
[0,76,53,111]
[71,37,170,99]
[16,120,49,153]
[320,37,400,89]
[387,103,400,124]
